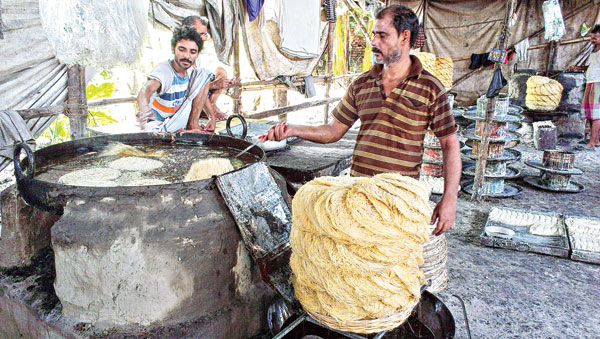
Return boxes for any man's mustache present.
[372,47,382,54]
[180,58,192,64]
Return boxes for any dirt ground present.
[434,127,600,339]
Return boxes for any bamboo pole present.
[324,19,336,123]
[545,40,557,76]
[241,73,361,91]
[66,65,87,140]
[343,0,370,40]
[15,105,65,120]
[246,97,341,120]
[88,96,137,107]
[471,0,517,201]
[233,27,241,115]
[275,88,288,122]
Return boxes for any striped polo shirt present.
[148,61,189,121]
[332,55,457,178]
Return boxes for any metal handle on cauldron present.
[226,114,248,140]
[452,294,472,339]
[13,142,35,181]
[13,142,64,215]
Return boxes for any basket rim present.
[306,298,419,334]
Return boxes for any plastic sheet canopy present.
[39,0,148,69]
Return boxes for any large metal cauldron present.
[13,132,265,215]
[13,132,276,337]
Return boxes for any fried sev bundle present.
[291,173,431,322]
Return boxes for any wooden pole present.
[471,0,517,201]
[546,41,559,76]
[66,65,87,140]
[275,88,288,122]
[324,19,336,123]
[87,96,137,107]
[246,97,341,120]
[241,73,361,91]
[15,105,65,120]
[233,27,241,115]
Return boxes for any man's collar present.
[368,55,424,79]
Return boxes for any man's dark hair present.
[592,24,600,34]
[182,15,209,29]
[376,5,420,47]
[171,25,204,51]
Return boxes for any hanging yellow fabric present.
[362,18,373,72]
[333,13,348,76]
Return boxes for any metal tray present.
[480,207,569,258]
[564,215,600,265]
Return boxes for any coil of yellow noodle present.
[291,173,431,322]
[525,76,563,111]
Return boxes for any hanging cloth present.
[243,0,264,22]
[362,18,374,72]
[542,0,566,42]
[279,0,321,59]
[333,14,348,75]
[515,38,529,62]
[413,25,427,49]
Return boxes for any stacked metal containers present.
[461,95,523,197]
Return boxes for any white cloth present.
[515,38,529,62]
[586,50,600,84]
[542,0,566,42]
[145,66,213,132]
[279,0,321,59]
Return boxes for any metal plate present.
[218,121,294,151]
[522,176,585,193]
[480,207,569,257]
[462,112,524,123]
[524,160,584,175]
[462,182,520,198]
[461,148,522,163]
[462,164,521,179]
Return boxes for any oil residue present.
[34,143,258,186]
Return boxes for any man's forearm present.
[440,136,461,202]
[288,124,346,143]
[137,92,152,114]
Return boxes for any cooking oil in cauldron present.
[34,143,258,186]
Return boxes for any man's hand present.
[431,198,456,235]
[265,122,290,141]
[209,76,240,91]
[136,109,153,129]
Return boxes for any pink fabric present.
[582,82,600,120]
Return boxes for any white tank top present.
[586,50,600,83]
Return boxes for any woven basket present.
[307,298,419,334]
[421,230,449,293]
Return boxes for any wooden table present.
[266,130,357,188]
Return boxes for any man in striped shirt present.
[137,26,214,132]
[265,5,461,235]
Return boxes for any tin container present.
[475,120,507,138]
[476,94,510,118]
[539,171,571,188]
[423,147,443,162]
[420,163,444,177]
[423,130,441,147]
[480,177,505,194]
[542,150,575,171]
[471,140,505,158]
